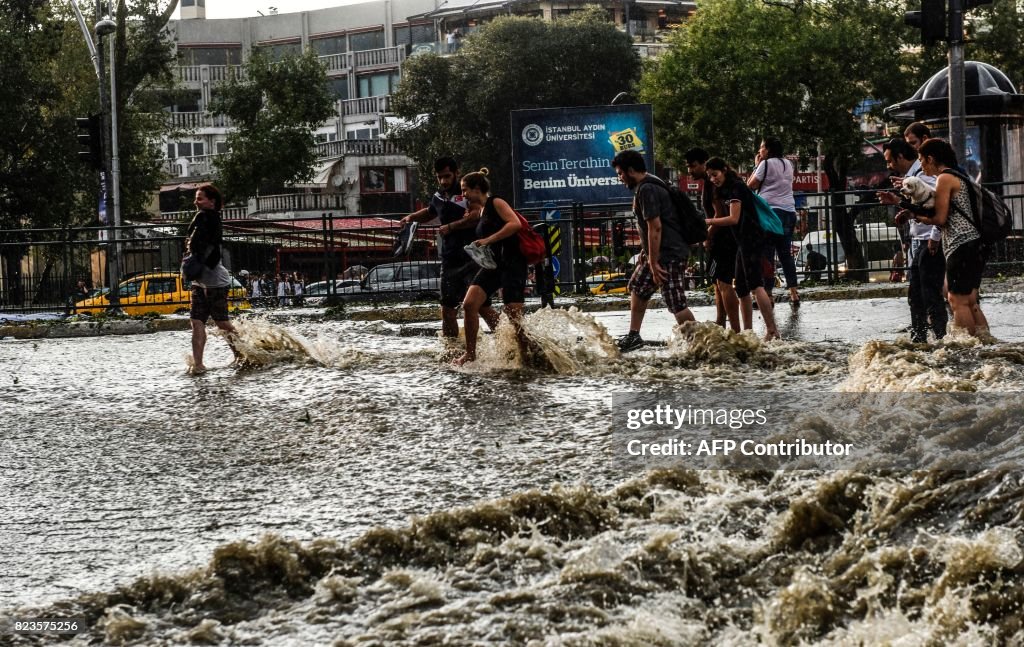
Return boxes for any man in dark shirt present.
[612,149,695,352]
[685,147,739,331]
[401,157,497,338]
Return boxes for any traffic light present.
[76,114,104,170]
[612,220,626,257]
[905,0,946,46]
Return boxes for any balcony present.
[314,139,403,159]
[317,45,406,74]
[339,95,390,117]
[176,64,246,84]
[166,111,234,130]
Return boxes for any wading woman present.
[186,184,239,373]
[906,139,989,337]
[704,158,780,341]
[454,170,529,366]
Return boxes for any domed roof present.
[909,61,1017,101]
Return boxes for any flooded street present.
[3,294,1024,645]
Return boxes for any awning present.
[295,158,342,188]
[410,0,511,20]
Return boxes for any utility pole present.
[902,0,994,162]
[947,0,967,162]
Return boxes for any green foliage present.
[0,0,180,231]
[210,50,335,201]
[967,3,1024,88]
[638,0,915,171]
[390,9,641,197]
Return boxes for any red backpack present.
[514,211,548,265]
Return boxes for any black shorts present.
[191,286,230,322]
[945,240,985,295]
[709,243,737,284]
[471,261,528,304]
[734,250,770,299]
[440,260,478,308]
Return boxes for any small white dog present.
[899,176,935,209]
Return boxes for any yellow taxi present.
[586,272,629,295]
[74,271,250,316]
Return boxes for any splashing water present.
[461,307,620,374]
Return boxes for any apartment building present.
[163,0,694,219]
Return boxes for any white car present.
[304,280,361,305]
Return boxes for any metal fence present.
[2,183,1023,315]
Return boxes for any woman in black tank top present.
[453,170,530,366]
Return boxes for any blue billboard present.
[511,104,655,208]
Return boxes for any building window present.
[256,41,302,62]
[346,127,379,140]
[178,47,241,66]
[168,141,206,158]
[356,72,399,98]
[215,141,230,155]
[314,132,340,144]
[394,23,435,47]
[360,167,406,193]
[310,35,347,56]
[327,76,349,100]
[350,29,385,52]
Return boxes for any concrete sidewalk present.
[2,277,1019,340]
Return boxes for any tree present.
[390,9,642,197]
[0,0,179,304]
[637,0,919,277]
[210,50,335,201]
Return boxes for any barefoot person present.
[704,158,780,340]
[186,184,239,373]
[400,157,499,339]
[909,139,989,337]
[454,170,529,366]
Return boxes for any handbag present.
[181,244,212,281]
[751,192,784,235]
[181,254,205,281]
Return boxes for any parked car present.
[340,261,441,302]
[74,271,250,316]
[304,279,361,305]
[586,272,629,295]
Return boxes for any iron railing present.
[2,184,1023,314]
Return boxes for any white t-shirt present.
[194,263,230,289]
[753,157,796,212]
[277,281,288,297]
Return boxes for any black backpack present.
[942,169,1011,244]
[642,176,708,245]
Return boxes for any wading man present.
[612,149,695,352]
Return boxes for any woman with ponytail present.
[704,158,780,340]
[454,169,530,366]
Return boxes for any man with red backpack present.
[612,149,695,352]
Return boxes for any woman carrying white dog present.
[903,139,989,337]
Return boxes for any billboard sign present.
[511,104,654,208]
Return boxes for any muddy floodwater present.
[3,295,1024,645]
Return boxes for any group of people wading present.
[183,131,992,371]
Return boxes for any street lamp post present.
[95,17,121,310]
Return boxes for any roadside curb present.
[10,279,1022,341]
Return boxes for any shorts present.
[945,240,985,295]
[191,286,230,322]
[440,260,480,308]
[709,242,737,284]
[733,250,768,299]
[627,258,689,314]
[472,261,528,304]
